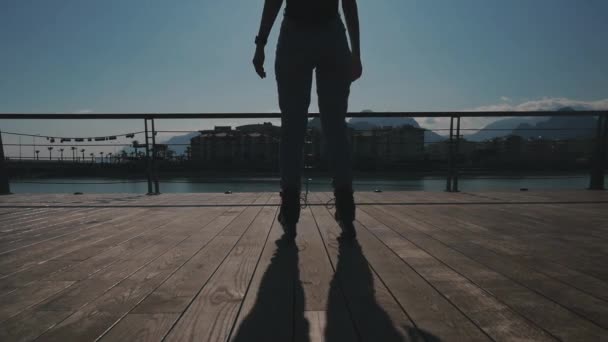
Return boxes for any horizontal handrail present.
[0,110,606,120]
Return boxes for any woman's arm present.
[253,0,284,78]
[256,0,283,46]
[342,0,362,81]
[342,0,360,57]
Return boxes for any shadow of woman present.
[231,234,309,342]
[230,231,440,342]
[325,237,441,342]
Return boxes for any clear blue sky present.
[1,0,608,156]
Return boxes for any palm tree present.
[90,152,94,162]
[71,146,77,161]
[35,150,40,160]
[132,140,141,159]
[59,148,64,161]
[108,152,113,164]
[47,146,53,160]
[81,149,85,160]
[99,151,104,163]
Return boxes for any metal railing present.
[1,110,607,195]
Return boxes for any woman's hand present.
[253,46,266,79]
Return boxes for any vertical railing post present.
[0,131,11,195]
[151,118,160,194]
[453,115,461,192]
[590,113,607,190]
[144,119,153,195]
[597,112,607,189]
[446,116,454,192]
[603,113,608,187]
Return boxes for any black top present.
[284,0,339,24]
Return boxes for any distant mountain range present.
[163,132,199,155]
[346,116,446,143]
[464,117,546,142]
[511,115,596,140]
[307,114,447,143]
[465,107,597,141]
[160,107,597,155]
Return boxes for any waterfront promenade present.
[0,190,607,341]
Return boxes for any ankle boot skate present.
[278,188,300,239]
[333,186,356,239]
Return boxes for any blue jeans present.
[275,17,353,191]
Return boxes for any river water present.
[8,175,603,193]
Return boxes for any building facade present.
[190,123,280,170]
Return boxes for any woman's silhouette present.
[253,0,362,239]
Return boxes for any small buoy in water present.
[224,190,232,194]
[374,189,383,193]
[74,192,83,195]
[520,188,529,192]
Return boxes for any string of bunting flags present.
[1,131,140,142]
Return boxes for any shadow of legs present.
[231,234,308,342]
[326,238,441,342]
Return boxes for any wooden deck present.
[0,190,607,342]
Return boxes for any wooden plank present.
[377,192,608,282]
[0,280,73,322]
[352,200,555,341]
[449,203,608,254]
[0,208,74,228]
[0,191,605,341]
[56,209,230,264]
[294,206,357,342]
[0,207,97,244]
[550,202,608,220]
[0,259,74,294]
[355,195,608,341]
[397,204,608,328]
[449,204,608,296]
[296,207,336,310]
[35,195,270,342]
[303,311,327,342]
[163,203,277,342]
[0,202,248,339]
[0,208,165,284]
[52,212,181,262]
[37,207,229,311]
[0,208,38,219]
[219,194,273,236]
[0,208,152,274]
[0,207,115,254]
[512,255,608,302]
[0,209,69,238]
[0,309,73,342]
[98,313,179,342]
[0,195,188,268]
[133,235,244,314]
[0,213,152,285]
[448,239,608,328]
[229,217,297,342]
[36,310,121,342]
[0,207,195,320]
[47,194,231,266]
[317,193,492,341]
[130,193,260,314]
[310,193,419,341]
